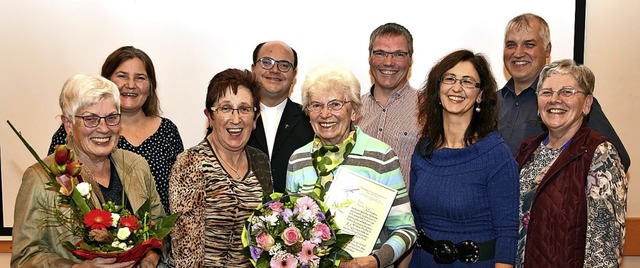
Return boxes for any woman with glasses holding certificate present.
[286,64,417,268]
[514,60,627,267]
[168,69,273,267]
[409,50,519,267]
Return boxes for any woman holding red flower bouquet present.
[11,74,166,268]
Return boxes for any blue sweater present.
[409,132,519,267]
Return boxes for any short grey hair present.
[537,59,595,95]
[301,64,362,119]
[505,13,551,48]
[59,73,121,122]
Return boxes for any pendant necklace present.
[213,146,243,180]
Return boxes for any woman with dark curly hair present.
[409,50,519,267]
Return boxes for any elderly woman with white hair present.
[515,59,627,267]
[11,74,165,268]
[286,64,417,268]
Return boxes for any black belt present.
[415,230,496,264]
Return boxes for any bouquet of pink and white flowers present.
[241,193,353,268]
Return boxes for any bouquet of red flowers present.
[241,192,353,268]
[8,120,179,263]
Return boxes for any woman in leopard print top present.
[169,69,273,267]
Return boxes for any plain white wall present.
[2,0,638,266]
[0,0,576,226]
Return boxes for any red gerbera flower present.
[83,209,112,230]
[120,215,141,231]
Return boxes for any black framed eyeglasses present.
[440,74,481,90]
[371,50,410,60]
[75,114,121,128]
[211,105,257,118]
[307,99,350,113]
[256,57,295,73]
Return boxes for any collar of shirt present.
[260,99,287,157]
[500,78,539,98]
[368,81,411,101]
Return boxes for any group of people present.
[10,12,628,268]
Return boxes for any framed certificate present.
[324,168,398,257]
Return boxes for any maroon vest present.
[515,121,608,268]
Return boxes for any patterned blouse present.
[169,139,272,268]
[48,117,184,213]
[516,141,627,267]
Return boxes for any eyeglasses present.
[440,74,481,90]
[256,57,295,73]
[371,50,410,60]
[537,88,586,99]
[75,114,121,128]
[211,105,257,118]
[307,99,350,113]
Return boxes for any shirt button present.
[382,109,386,112]
[515,102,519,106]
[378,128,383,132]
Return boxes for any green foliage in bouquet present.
[241,192,353,268]
[8,120,180,260]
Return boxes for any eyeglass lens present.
[77,114,121,127]
[258,57,293,72]
[441,75,479,89]
[308,100,347,112]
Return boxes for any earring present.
[475,103,481,112]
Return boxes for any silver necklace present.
[213,147,243,180]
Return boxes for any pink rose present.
[313,223,332,241]
[269,202,284,213]
[281,227,302,246]
[256,232,275,251]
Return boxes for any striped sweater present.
[286,126,417,267]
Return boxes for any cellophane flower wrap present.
[8,120,180,263]
[241,192,353,268]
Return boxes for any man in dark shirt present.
[248,41,314,192]
[498,13,630,171]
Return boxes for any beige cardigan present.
[11,149,165,268]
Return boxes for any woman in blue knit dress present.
[409,50,519,267]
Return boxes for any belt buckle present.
[432,240,457,264]
[456,240,480,263]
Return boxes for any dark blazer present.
[248,98,314,193]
